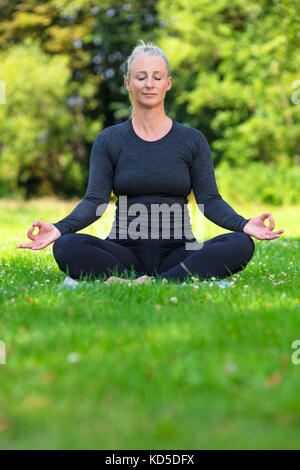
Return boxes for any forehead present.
[131,55,167,73]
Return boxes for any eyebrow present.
[136,70,163,73]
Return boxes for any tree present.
[156,0,300,165]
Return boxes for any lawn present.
[0,197,299,449]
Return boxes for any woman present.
[18,40,284,285]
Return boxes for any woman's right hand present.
[17,220,62,250]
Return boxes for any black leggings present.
[52,232,255,282]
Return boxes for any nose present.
[145,78,155,88]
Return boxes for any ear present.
[125,78,132,91]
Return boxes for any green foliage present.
[0,1,161,197]
[0,0,299,199]
[215,161,300,206]
[157,0,300,165]
[0,40,88,197]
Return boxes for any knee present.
[52,233,76,264]
[237,232,255,262]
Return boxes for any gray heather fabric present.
[53,118,250,237]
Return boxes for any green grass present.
[0,198,299,449]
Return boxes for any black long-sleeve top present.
[53,118,250,239]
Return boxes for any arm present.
[53,130,113,235]
[190,131,250,232]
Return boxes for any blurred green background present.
[0,0,299,207]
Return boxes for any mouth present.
[143,93,156,96]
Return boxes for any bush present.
[214,161,300,206]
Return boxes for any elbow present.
[197,194,223,208]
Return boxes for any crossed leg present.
[52,233,143,281]
[155,232,255,282]
[52,232,255,284]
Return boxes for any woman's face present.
[126,55,171,108]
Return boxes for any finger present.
[32,242,47,250]
[266,232,283,240]
[261,212,274,229]
[32,220,42,227]
[17,242,34,249]
[27,226,38,241]
[266,230,285,238]
[268,214,275,230]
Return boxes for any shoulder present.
[174,121,208,154]
[94,120,131,151]
[175,121,208,143]
[97,120,130,139]
[92,120,130,163]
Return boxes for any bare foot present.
[104,276,131,285]
[133,275,154,285]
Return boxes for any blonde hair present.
[123,40,170,118]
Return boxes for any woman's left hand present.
[243,212,285,240]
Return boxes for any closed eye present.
[137,78,161,80]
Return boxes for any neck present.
[131,109,171,135]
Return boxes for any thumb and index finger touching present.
[27,220,42,239]
[260,212,285,236]
[18,219,43,249]
[260,212,275,230]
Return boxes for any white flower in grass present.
[243,285,249,289]
[224,360,237,374]
[211,276,216,281]
[170,296,178,303]
[162,278,168,284]
[67,352,80,363]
